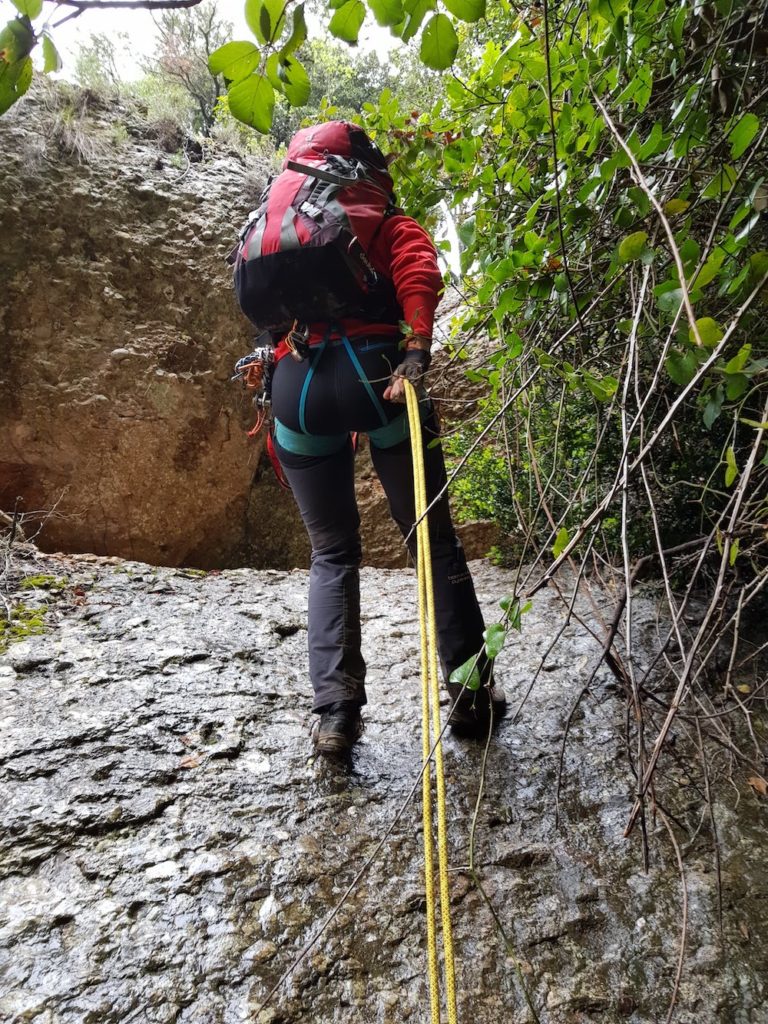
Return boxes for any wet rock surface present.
[1,550,766,1023]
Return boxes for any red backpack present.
[231,122,403,332]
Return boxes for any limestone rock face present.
[0,87,491,569]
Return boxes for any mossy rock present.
[0,604,48,653]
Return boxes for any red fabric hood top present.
[284,121,394,192]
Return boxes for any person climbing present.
[231,121,505,756]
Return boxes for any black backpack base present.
[235,245,402,332]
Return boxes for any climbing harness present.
[404,378,458,1024]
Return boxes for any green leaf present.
[329,0,366,43]
[689,247,724,289]
[583,372,618,401]
[729,112,759,160]
[278,55,310,106]
[666,349,698,386]
[208,41,261,83]
[280,3,307,56]
[670,5,686,45]
[618,231,648,263]
[702,386,724,428]
[449,656,481,691]
[420,13,458,70]
[369,0,404,26]
[483,622,506,659]
[16,48,32,91]
[729,537,740,567]
[227,73,275,133]
[400,0,435,43]
[552,526,569,559]
[443,0,485,22]
[11,0,42,17]
[725,447,738,487]
[457,215,475,248]
[724,344,751,374]
[702,166,737,200]
[0,54,32,115]
[664,198,690,216]
[494,287,520,317]
[679,236,700,270]
[500,594,524,631]
[624,188,648,218]
[265,52,283,91]
[245,0,286,44]
[0,15,35,62]
[689,317,723,348]
[638,121,664,159]
[41,34,61,73]
[524,229,545,253]
[655,284,684,314]
[747,251,768,288]
[725,374,748,400]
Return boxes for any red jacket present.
[280,214,444,349]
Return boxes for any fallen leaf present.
[736,684,752,694]
[747,775,768,797]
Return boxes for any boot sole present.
[312,720,364,756]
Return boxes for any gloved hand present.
[383,342,432,404]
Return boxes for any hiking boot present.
[446,682,507,736]
[312,701,364,756]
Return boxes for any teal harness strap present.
[298,337,328,434]
[341,334,388,427]
[368,400,429,449]
[274,418,347,456]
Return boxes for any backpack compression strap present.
[286,159,393,199]
[286,159,361,187]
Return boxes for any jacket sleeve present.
[373,215,444,340]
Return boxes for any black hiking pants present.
[271,335,487,712]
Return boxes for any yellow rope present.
[405,380,458,1024]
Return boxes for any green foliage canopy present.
[359,0,766,577]
[205,0,486,134]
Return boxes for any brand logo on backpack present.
[230,123,403,332]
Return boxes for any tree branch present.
[52,0,204,29]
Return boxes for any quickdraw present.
[232,343,275,438]
[232,342,290,488]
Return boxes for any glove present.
[397,346,432,377]
[384,344,432,403]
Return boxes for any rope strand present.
[406,379,458,1024]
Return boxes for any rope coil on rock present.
[404,378,458,1024]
